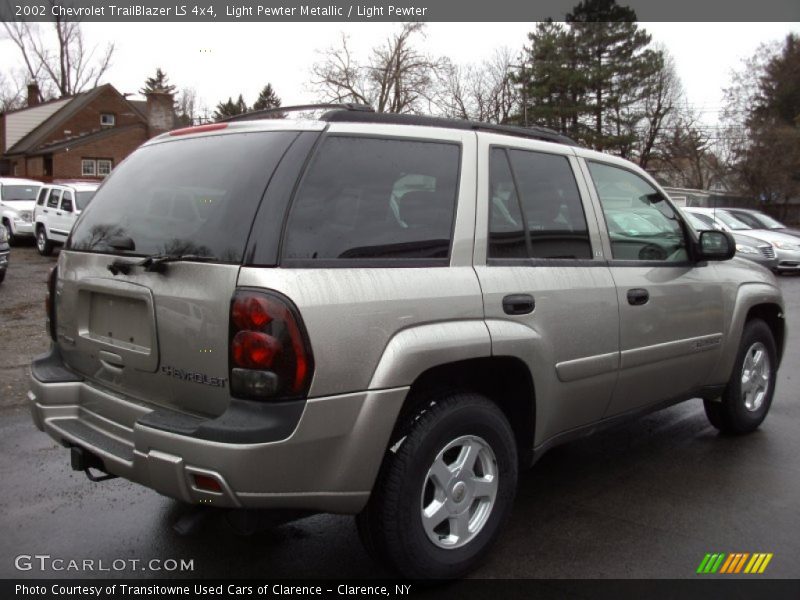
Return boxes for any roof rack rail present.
[220,103,374,123]
[319,110,577,146]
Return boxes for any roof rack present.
[220,103,374,123]
[319,111,577,146]
[223,102,576,146]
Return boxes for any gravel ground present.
[0,242,55,409]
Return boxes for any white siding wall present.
[5,99,71,150]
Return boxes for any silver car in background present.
[684,206,800,274]
[681,209,778,271]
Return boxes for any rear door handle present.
[503,294,535,315]
[627,288,650,306]
[43,209,49,213]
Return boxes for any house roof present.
[4,84,146,156]
[31,123,146,155]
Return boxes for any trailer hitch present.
[70,446,118,482]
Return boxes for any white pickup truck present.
[33,181,99,255]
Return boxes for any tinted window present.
[488,148,591,260]
[588,162,688,262]
[488,149,525,259]
[61,191,74,212]
[47,189,62,208]
[68,132,298,261]
[283,136,460,262]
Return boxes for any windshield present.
[1,184,40,201]
[713,210,751,231]
[75,191,95,211]
[743,211,785,229]
[684,211,715,230]
[68,131,299,261]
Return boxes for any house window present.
[100,113,115,127]
[82,159,97,176]
[97,159,113,176]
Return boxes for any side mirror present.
[698,230,735,261]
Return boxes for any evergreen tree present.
[213,94,248,121]
[140,68,176,95]
[253,83,282,111]
[566,0,662,152]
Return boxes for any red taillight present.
[229,290,314,400]
[231,331,281,369]
[168,123,228,136]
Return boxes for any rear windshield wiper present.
[139,254,219,272]
[108,254,219,275]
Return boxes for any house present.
[0,83,175,181]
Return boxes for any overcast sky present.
[3,21,799,123]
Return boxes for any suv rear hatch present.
[55,129,306,418]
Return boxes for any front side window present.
[488,147,592,260]
[283,136,460,262]
[47,189,62,208]
[588,162,688,262]
[36,187,49,206]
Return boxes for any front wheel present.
[356,392,518,579]
[36,228,53,256]
[704,319,777,434]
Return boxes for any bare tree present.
[437,48,518,124]
[635,48,683,169]
[311,23,447,114]
[0,71,26,112]
[176,87,198,126]
[3,10,114,98]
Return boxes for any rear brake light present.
[45,266,57,342]
[229,290,314,401]
[169,123,228,136]
[193,474,223,493]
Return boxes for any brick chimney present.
[27,83,41,107]
[145,91,175,137]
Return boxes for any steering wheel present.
[638,244,667,261]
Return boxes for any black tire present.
[0,270,5,284]
[704,319,777,434]
[3,220,19,246]
[36,227,53,256]
[356,392,518,579]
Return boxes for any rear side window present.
[282,136,460,263]
[68,132,299,261]
[36,187,49,206]
[488,148,592,260]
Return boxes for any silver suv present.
[28,107,785,579]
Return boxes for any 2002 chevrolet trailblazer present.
[28,105,785,578]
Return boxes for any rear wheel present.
[36,227,53,256]
[356,392,518,579]
[704,319,777,434]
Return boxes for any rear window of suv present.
[282,136,460,264]
[67,132,299,262]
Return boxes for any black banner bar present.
[1,0,799,22]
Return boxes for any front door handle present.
[503,294,535,315]
[627,288,650,306]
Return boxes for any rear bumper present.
[29,348,407,514]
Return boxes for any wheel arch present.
[392,356,536,466]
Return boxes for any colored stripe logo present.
[697,553,773,574]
